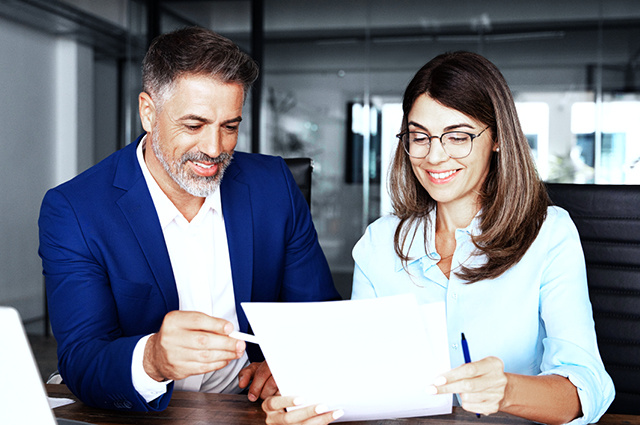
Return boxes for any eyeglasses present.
[397,126,490,159]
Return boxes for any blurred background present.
[1,0,640,336]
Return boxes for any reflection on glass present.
[572,100,640,184]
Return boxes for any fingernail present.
[248,393,257,402]
[315,404,330,414]
[426,385,438,395]
[333,409,345,420]
[224,323,234,334]
[432,376,446,386]
[293,397,306,406]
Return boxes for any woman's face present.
[407,94,496,212]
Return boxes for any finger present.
[262,395,299,412]
[432,375,475,396]
[257,376,279,400]
[238,363,260,389]
[181,330,245,354]
[162,344,242,378]
[159,312,244,354]
[437,371,507,396]
[160,340,242,367]
[299,409,344,425]
[161,359,231,381]
[307,405,345,423]
[439,361,481,384]
[166,310,235,335]
[431,357,503,393]
[248,363,274,401]
[268,404,339,425]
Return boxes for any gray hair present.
[142,26,259,107]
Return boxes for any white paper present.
[48,397,75,409]
[241,294,452,422]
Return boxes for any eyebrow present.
[223,116,243,125]
[178,115,243,125]
[407,121,476,132]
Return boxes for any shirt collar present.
[393,207,482,272]
[136,136,220,229]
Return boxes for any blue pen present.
[461,333,481,418]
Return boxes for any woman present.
[262,51,614,425]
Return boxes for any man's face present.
[140,74,245,198]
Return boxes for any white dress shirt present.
[131,137,249,402]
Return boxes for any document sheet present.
[241,294,452,421]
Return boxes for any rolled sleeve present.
[540,338,615,424]
[538,208,615,423]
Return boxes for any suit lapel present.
[113,139,179,312]
[220,161,254,332]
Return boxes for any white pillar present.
[54,38,94,185]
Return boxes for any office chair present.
[284,157,313,206]
[546,183,640,414]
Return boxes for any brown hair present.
[390,51,549,283]
[142,26,259,106]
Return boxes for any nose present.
[424,136,449,164]
[198,126,223,159]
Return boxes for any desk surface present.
[47,385,639,425]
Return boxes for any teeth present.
[193,161,214,169]
[429,170,456,179]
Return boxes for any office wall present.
[0,15,95,323]
[0,16,57,321]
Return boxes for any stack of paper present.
[241,294,452,422]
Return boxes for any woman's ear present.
[138,92,156,132]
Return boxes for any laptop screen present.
[0,306,59,424]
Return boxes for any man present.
[38,27,340,412]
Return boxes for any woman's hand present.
[262,395,344,425]
[429,357,581,424]
[428,356,508,416]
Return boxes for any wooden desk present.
[47,385,640,425]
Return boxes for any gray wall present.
[0,15,96,323]
[0,17,57,321]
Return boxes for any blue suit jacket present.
[38,136,340,412]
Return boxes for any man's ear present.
[138,92,156,132]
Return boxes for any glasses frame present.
[397,126,490,159]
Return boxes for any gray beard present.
[151,131,233,197]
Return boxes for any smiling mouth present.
[192,161,216,169]
[189,160,220,178]
[428,169,458,180]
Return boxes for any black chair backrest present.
[284,157,312,206]
[546,183,640,414]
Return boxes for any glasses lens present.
[404,132,430,158]
[442,132,472,158]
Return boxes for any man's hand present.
[143,310,246,382]
[238,361,278,401]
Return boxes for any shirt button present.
[451,293,458,300]
[451,343,459,350]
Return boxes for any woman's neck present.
[435,200,480,233]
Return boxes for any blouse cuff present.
[539,366,609,425]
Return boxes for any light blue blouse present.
[351,206,614,424]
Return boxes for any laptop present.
[0,306,91,424]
